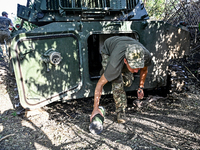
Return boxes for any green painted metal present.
[9,0,190,109]
[11,33,81,108]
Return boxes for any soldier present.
[90,36,152,123]
[0,11,13,55]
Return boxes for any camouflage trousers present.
[0,31,10,55]
[101,53,134,113]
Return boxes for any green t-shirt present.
[101,36,152,82]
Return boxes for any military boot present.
[117,111,126,124]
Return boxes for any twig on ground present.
[0,134,15,142]
[191,44,200,53]
[136,133,176,150]
[65,112,74,119]
[184,65,200,82]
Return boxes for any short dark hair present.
[2,11,8,16]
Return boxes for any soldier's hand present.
[137,88,144,99]
[90,107,103,122]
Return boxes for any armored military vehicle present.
[9,0,190,109]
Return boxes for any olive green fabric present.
[0,30,10,43]
[0,16,11,32]
[101,36,152,82]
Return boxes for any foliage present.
[199,22,200,31]
[145,0,179,20]
[13,17,37,31]
[11,111,17,117]
[145,0,166,20]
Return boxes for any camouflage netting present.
[163,0,199,38]
[145,0,199,49]
[161,0,200,52]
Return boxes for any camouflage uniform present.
[101,53,133,113]
[0,16,12,54]
[0,30,10,55]
[101,36,152,114]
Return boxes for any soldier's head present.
[124,44,144,73]
[2,11,8,17]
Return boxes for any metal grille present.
[60,0,81,8]
[46,0,138,10]
[46,0,59,10]
[126,0,139,9]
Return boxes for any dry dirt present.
[0,41,200,150]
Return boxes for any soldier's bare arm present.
[137,66,148,99]
[90,74,108,122]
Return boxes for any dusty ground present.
[0,38,200,150]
